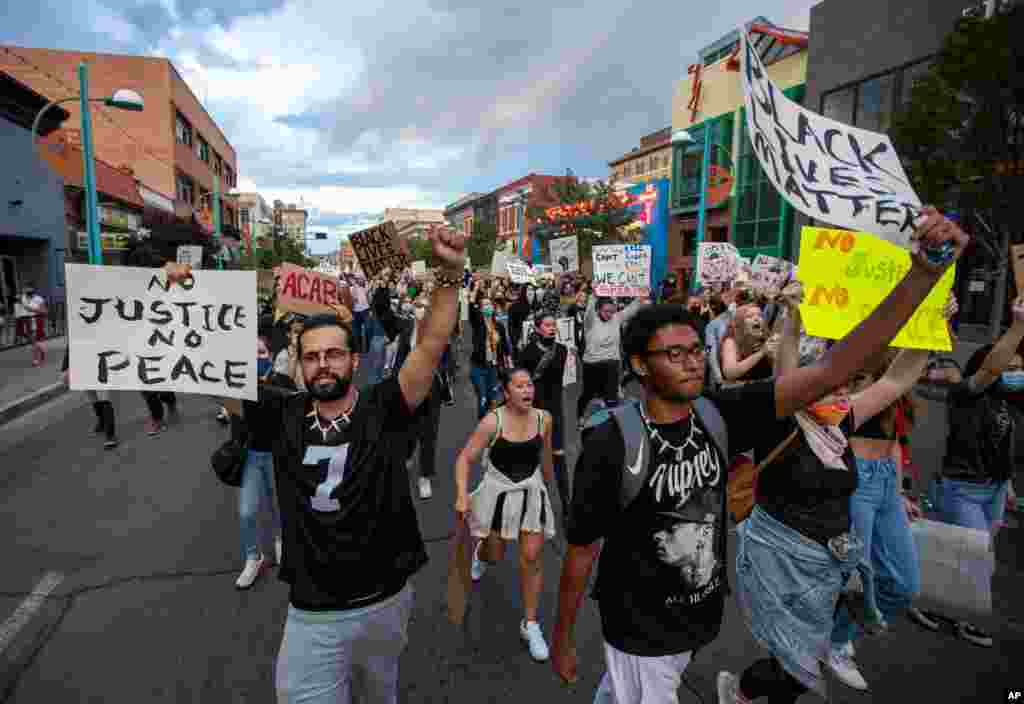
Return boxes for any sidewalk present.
[0,337,68,425]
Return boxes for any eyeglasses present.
[301,348,352,367]
[645,344,706,364]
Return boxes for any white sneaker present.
[828,643,868,691]
[275,538,283,565]
[418,477,433,499]
[519,620,550,661]
[235,555,265,590]
[716,671,751,704]
[471,541,488,582]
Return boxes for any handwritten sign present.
[276,263,346,316]
[797,227,955,351]
[491,250,511,277]
[349,221,408,278]
[592,244,651,297]
[752,254,793,290]
[176,245,203,268]
[550,236,579,273]
[697,242,740,286]
[740,30,921,248]
[506,260,533,284]
[65,264,257,400]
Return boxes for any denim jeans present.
[239,450,280,560]
[351,309,368,352]
[831,456,920,648]
[365,334,389,386]
[470,364,499,419]
[940,478,1010,533]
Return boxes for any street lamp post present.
[29,63,144,266]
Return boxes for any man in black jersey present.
[213,225,466,704]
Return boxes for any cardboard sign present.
[65,264,258,400]
[751,254,794,290]
[740,30,921,248]
[176,245,203,268]
[412,260,427,277]
[550,236,579,273]
[506,260,533,284]
[349,221,408,278]
[697,242,741,286]
[797,227,955,351]
[592,244,651,297]
[1011,244,1024,294]
[275,263,347,316]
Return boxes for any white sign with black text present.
[550,236,580,273]
[592,244,651,297]
[740,29,922,248]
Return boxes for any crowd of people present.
[73,209,1018,704]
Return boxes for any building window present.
[671,113,733,212]
[703,42,737,67]
[240,208,250,225]
[822,87,854,124]
[196,135,209,163]
[857,74,894,133]
[176,173,194,205]
[224,164,235,188]
[732,108,786,250]
[175,112,192,147]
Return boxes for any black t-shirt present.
[244,372,296,451]
[943,381,1015,482]
[275,378,427,611]
[567,382,776,656]
[726,381,858,546]
[519,339,567,411]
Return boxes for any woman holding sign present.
[716,209,968,704]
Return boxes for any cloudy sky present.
[5,0,813,251]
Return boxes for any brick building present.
[383,208,446,240]
[608,127,672,186]
[1,46,238,236]
[273,201,308,246]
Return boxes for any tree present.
[238,235,316,271]
[467,220,498,270]
[406,237,438,269]
[890,6,1023,265]
[527,174,639,265]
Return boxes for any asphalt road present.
[1,343,1022,703]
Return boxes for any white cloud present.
[89,0,139,43]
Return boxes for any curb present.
[0,382,69,427]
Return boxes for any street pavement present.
[1,339,1022,703]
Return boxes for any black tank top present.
[489,409,543,483]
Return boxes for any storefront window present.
[899,59,933,108]
[732,103,788,253]
[671,114,733,213]
[856,74,894,133]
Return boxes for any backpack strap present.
[608,399,649,510]
[693,396,729,464]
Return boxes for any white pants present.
[593,641,692,704]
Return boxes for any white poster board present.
[592,244,652,297]
[411,260,427,277]
[65,264,258,400]
[550,236,580,274]
[506,260,533,284]
[556,317,575,349]
[697,242,741,287]
[176,245,203,268]
[751,254,794,290]
[740,29,921,248]
[563,351,577,386]
[491,250,511,276]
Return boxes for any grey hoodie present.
[582,295,645,365]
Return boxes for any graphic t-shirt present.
[568,382,776,656]
[274,378,427,611]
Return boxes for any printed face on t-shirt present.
[653,517,717,590]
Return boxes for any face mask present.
[481,305,494,317]
[495,312,508,322]
[257,358,273,378]
[807,399,850,426]
[1000,371,1024,391]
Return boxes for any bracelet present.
[434,270,462,288]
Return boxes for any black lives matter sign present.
[349,221,409,279]
[65,264,258,400]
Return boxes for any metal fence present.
[0,299,67,351]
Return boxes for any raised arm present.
[773,207,969,419]
[966,296,1024,392]
[397,226,467,412]
[772,281,804,376]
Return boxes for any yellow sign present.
[797,227,955,351]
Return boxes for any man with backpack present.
[549,205,969,704]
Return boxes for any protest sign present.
[506,260,533,284]
[276,263,346,316]
[349,221,408,278]
[412,260,427,277]
[491,250,511,277]
[550,236,580,273]
[533,264,553,276]
[592,244,652,297]
[176,245,203,268]
[556,318,575,349]
[751,254,794,290]
[697,242,740,287]
[797,227,955,351]
[740,30,921,248]
[65,264,257,400]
